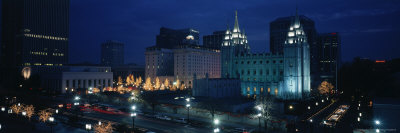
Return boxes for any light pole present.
[257,113,262,132]
[213,119,220,133]
[186,98,190,123]
[375,120,381,132]
[255,105,262,132]
[186,103,190,123]
[49,117,54,133]
[85,124,92,133]
[131,105,137,131]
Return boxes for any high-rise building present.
[270,14,318,88]
[1,0,69,86]
[145,46,175,78]
[145,45,221,89]
[101,40,124,67]
[203,30,225,50]
[156,27,199,49]
[1,0,70,68]
[173,45,221,88]
[317,32,341,87]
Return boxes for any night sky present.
[69,0,400,64]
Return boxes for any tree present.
[135,76,142,87]
[94,121,113,133]
[160,84,165,90]
[117,76,123,85]
[126,74,134,86]
[255,96,276,132]
[11,104,23,115]
[164,78,170,89]
[318,81,334,95]
[155,77,161,90]
[175,79,180,90]
[197,97,219,120]
[144,77,153,91]
[38,108,53,123]
[24,105,35,120]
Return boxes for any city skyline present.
[64,0,400,65]
[1,1,399,132]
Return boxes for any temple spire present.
[233,10,240,32]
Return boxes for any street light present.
[186,103,190,123]
[55,109,59,114]
[213,128,220,133]
[75,96,80,100]
[316,102,318,106]
[214,119,220,133]
[375,120,380,125]
[359,113,362,117]
[289,105,293,110]
[357,117,360,122]
[85,124,92,133]
[49,117,55,133]
[22,111,26,116]
[322,99,324,103]
[376,129,380,133]
[309,119,313,123]
[257,113,262,132]
[1,107,5,112]
[214,119,220,125]
[256,105,262,111]
[131,105,137,131]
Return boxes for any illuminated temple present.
[221,10,310,99]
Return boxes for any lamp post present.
[74,96,80,106]
[213,119,220,133]
[85,124,92,133]
[375,120,381,132]
[186,104,190,123]
[49,117,54,133]
[257,113,262,132]
[309,119,313,133]
[131,105,137,131]
[186,98,190,123]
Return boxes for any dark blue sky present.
[69,0,400,65]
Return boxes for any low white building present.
[41,66,113,93]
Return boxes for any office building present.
[173,45,221,88]
[1,0,69,68]
[145,45,221,89]
[317,32,341,87]
[101,40,124,67]
[1,0,69,86]
[203,30,225,50]
[156,27,199,49]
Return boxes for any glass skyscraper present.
[1,0,69,68]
